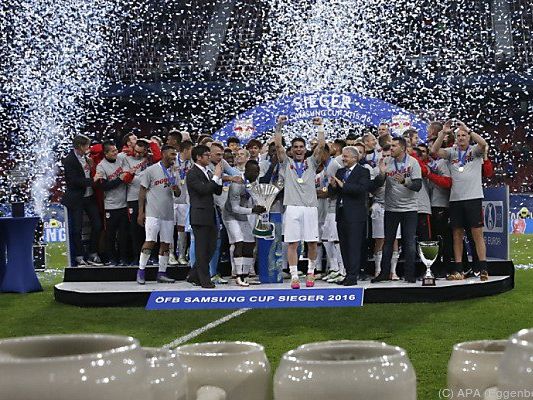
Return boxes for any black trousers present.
[127,201,145,259]
[381,211,418,280]
[190,224,218,285]
[337,213,366,281]
[67,195,102,260]
[431,207,453,275]
[104,207,129,262]
[417,213,432,241]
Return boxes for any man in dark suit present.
[186,145,223,288]
[328,146,384,285]
[61,134,102,266]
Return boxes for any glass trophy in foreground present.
[249,183,280,240]
[418,241,439,286]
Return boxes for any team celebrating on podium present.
[62,116,490,289]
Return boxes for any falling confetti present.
[0,0,532,217]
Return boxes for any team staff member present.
[329,146,374,286]
[61,134,103,266]
[275,115,328,289]
[186,145,223,289]
[431,120,489,281]
[136,145,181,284]
[372,137,422,284]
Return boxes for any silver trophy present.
[249,183,281,240]
[418,241,439,286]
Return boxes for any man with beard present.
[95,141,129,265]
[122,139,159,262]
[222,160,266,286]
[136,145,181,284]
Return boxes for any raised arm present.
[274,115,287,163]
[458,121,487,154]
[312,117,326,159]
[431,120,452,159]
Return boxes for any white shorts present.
[371,203,401,239]
[145,216,174,244]
[174,203,188,226]
[283,205,319,243]
[224,218,255,244]
[321,213,339,241]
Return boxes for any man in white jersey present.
[362,133,380,168]
[222,160,266,286]
[370,144,401,280]
[122,139,157,263]
[95,141,129,265]
[171,140,193,266]
[319,146,347,283]
[135,145,181,284]
[431,120,489,281]
[275,115,327,289]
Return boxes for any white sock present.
[314,245,323,272]
[243,257,254,276]
[282,242,289,270]
[289,265,298,279]
[323,242,338,273]
[177,232,187,258]
[139,250,150,270]
[234,257,244,275]
[230,244,236,275]
[169,240,175,256]
[158,255,169,273]
[391,251,400,275]
[374,251,382,276]
[307,259,315,275]
[335,243,346,275]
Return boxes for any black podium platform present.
[54,259,514,307]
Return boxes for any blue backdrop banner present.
[213,91,428,143]
[146,288,364,310]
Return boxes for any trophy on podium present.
[249,183,280,240]
[418,241,439,286]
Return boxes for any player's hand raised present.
[277,115,288,125]
[312,116,323,126]
[214,162,223,178]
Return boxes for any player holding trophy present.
[274,115,328,289]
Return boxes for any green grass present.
[1,235,532,400]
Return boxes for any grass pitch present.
[1,234,532,400]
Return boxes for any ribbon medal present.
[457,145,470,173]
[177,155,189,184]
[294,160,307,184]
[160,162,176,187]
